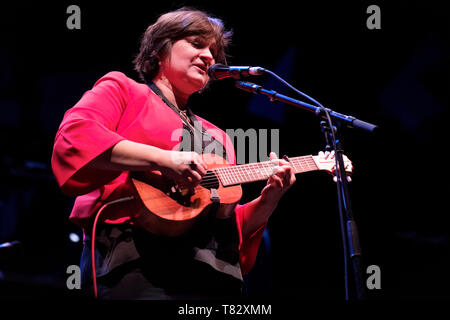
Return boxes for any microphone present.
[208,64,265,80]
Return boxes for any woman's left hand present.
[260,152,296,205]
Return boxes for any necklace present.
[147,82,227,160]
[148,82,204,135]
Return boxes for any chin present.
[187,77,207,93]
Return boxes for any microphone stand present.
[319,119,366,301]
[235,81,377,300]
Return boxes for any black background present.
[0,0,449,303]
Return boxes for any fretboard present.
[213,155,318,187]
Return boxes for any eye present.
[190,38,203,48]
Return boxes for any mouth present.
[193,64,207,73]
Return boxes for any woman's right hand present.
[87,140,207,192]
[156,150,207,192]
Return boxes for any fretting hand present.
[260,152,297,205]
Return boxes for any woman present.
[52,8,298,299]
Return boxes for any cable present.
[261,68,325,110]
[91,196,134,299]
[262,68,350,299]
[260,69,341,182]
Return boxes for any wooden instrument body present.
[131,153,243,236]
[129,151,352,236]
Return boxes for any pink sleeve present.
[220,133,266,274]
[51,72,130,196]
[235,203,267,275]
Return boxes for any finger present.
[275,165,290,177]
[267,174,283,189]
[184,169,202,186]
[286,167,296,187]
[190,161,206,176]
[269,152,278,160]
[318,151,325,158]
[344,162,353,174]
[278,159,291,167]
[191,170,203,185]
[271,161,289,171]
[271,166,280,175]
[270,174,284,189]
[272,166,284,178]
[195,155,208,172]
[260,184,270,196]
[281,167,291,187]
[290,174,297,185]
[175,177,195,194]
[273,162,292,174]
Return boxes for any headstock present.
[312,153,353,176]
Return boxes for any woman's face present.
[160,35,217,96]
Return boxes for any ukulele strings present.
[198,156,314,188]
[199,162,277,188]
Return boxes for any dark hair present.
[133,7,232,83]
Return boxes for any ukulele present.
[130,153,352,236]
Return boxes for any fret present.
[257,163,266,180]
[227,166,236,185]
[247,163,256,182]
[216,167,226,186]
[226,167,234,185]
[214,155,320,187]
[294,158,307,173]
[219,167,228,186]
[292,158,306,173]
[252,163,264,180]
[233,166,243,182]
[266,161,275,177]
[222,167,232,185]
[246,163,257,182]
[290,155,318,173]
[237,165,246,183]
[227,166,237,185]
[242,165,252,183]
[290,160,301,173]
[234,166,242,183]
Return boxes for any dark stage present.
[0,0,449,306]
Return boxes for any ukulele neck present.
[213,155,318,187]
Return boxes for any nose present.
[199,47,214,65]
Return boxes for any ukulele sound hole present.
[165,170,219,207]
[166,184,192,206]
[200,170,219,190]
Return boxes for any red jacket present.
[51,71,265,274]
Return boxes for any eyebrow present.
[190,36,218,57]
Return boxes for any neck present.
[211,155,318,187]
[152,76,189,110]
